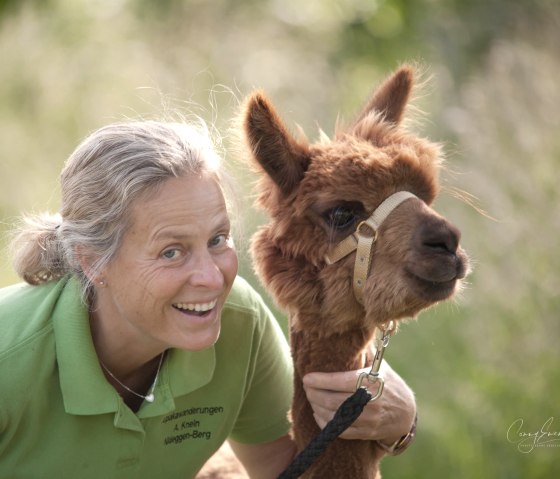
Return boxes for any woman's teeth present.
[173,299,217,312]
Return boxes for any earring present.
[98,280,105,286]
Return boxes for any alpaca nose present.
[407,212,468,286]
[417,216,461,256]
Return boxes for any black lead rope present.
[277,387,373,479]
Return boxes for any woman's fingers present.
[302,360,416,443]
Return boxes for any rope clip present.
[356,320,395,401]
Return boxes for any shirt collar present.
[53,277,119,415]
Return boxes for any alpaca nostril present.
[419,220,461,255]
[423,240,454,254]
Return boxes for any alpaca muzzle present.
[325,191,417,304]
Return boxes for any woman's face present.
[96,174,238,354]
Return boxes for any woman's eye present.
[323,206,357,231]
[162,249,181,260]
[209,233,229,248]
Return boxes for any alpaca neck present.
[288,322,384,477]
[289,323,375,377]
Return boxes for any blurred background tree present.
[0,0,558,477]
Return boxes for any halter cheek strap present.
[325,191,417,304]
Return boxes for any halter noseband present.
[325,191,417,304]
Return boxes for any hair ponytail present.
[10,212,69,285]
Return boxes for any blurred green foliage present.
[1,0,559,477]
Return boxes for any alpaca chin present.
[406,272,462,302]
[404,248,469,303]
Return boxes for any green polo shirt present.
[0,275,293,479]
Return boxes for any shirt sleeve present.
[228,286,293,444]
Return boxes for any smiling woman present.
[91,174,239,358]
[0,119,296,478]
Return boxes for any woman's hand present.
[302,360,416,446]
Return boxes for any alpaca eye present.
[323,206,357,231]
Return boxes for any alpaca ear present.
[243,91,310,196]
[353,65,415,127]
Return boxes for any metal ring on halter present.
[356,220,379,241]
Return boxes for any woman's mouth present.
[172,299,218,316]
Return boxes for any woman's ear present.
[75,246,105,286]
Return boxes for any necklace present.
[99,352,165,403]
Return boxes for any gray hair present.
[11,120,233,298]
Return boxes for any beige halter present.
[325,191,417,304]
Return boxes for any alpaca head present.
[242,66,469,336]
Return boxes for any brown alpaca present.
[241,66,469,478]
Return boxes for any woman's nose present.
[188,252,224,288]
